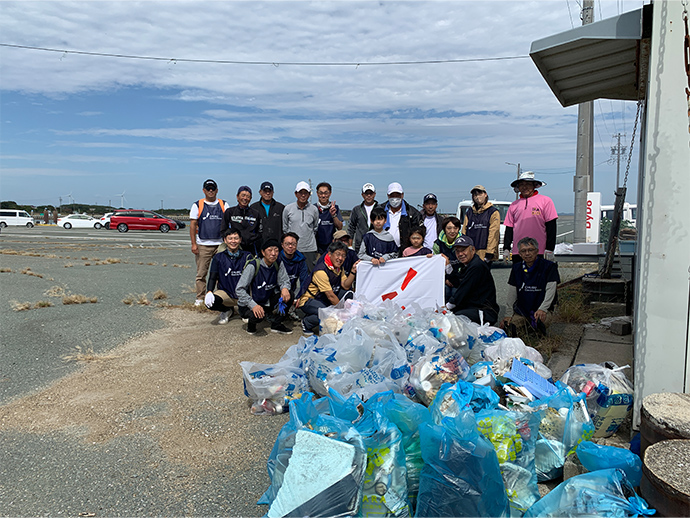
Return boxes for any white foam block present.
[267,429,356,518]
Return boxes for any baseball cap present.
[362,182,376,193]
[470,185,487,194]
[260,181,274,191]
[295,181,311,193]
[387,182,403,195]
[423,193,438,203]
[237,185,252,196]
[452,235,475,248]
[333,229,349,240]
[203,179,218,190]
[261,238,280,250]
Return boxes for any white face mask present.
[318,202,330,210]
[388,197,402,208]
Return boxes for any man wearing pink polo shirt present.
[503,171,558,262]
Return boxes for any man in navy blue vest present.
[277,232,311,317]
[189,179,227,306]
[204,228,252,324]
[236,239,292,335]
[314,181,344,254]
[502,236,560,335]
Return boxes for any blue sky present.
[1,1,644,213]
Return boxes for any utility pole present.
[609,133,627,193]
[506,162,521,200]
[573,0,595,243]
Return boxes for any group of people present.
[188,171,560,336]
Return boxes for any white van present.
[456,200,512,259]
[0,209,35,228]
[600,203,637,226]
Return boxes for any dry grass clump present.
[10,300,54,311]
[556,285,593,323]
[123,293,150,305]
[44,286,66,297]
[153,290,168,300]
[160,301,207,313]
[20,267,44,278]
[63,294,98,305]
[63,346,120,363]
[147,262,158,266]
[173,264,191,269]
[0,267,12,273]
[102,257,121,264]
[64,263,74,268]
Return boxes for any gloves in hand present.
[204,291,215,309]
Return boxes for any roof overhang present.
[530,5,651,107]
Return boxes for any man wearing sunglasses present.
[189,179,228,306]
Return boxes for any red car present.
[110,210,178,233]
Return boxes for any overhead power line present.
[0,43,529,67]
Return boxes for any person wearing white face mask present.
[384,182,422,256]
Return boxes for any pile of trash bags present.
[241,297,650,517]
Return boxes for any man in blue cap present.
[222,185,261,255]
[445,235,499,325]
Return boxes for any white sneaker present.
[218,311,230,325]
[194,299,203,307]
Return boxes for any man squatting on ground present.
[236,239,293,335]
[445,235,500,325]
[204,228,252,324]
[189,179,227,306]
[277,232,311,315]
[502,236,560,335]
[298,241,359,335]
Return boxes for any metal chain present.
[622,100,642,189]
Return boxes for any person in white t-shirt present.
[189,179,227,305]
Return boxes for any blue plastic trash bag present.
[429,380,499,421]
[476,408,544,515]
[416,408,510,517]
[577,441,642,487]
[366,391,431,514]
[523,468,655,517]
[529,384,594,481]
[259,394,368,517]
[328,389,411,517]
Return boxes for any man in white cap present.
[462,185,500,264]
[384,182,421,255]
[347,182,379,253]
[283,181,320,271]
[503,171,558,262]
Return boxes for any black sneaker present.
[271,323,293,335]
[246,322,257,334]
[301,322,314,337]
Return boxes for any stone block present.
[610,320,632,336]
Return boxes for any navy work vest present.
[465,205,498,250]
[250,260,279,305]
[216,250,252,298]
[362,233,398,258]
[196,199,226,241]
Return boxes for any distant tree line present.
[1,201,188,216]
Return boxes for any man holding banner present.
[445,236,499,325]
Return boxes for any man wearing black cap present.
[236,239,292,335]
[222,185,261,255]
[421,193,443,250]
[445,235,499,325]
[189,179,228,306]
[250,181,285,244]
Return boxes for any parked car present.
[100,212,114,230]
[57,214,102,229]
[0,209,34,228]
[110,210,178,233]
[172,218,186,230]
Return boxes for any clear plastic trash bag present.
[523,468,655,517]
[240,360,310,415]
[408,345,471,406]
